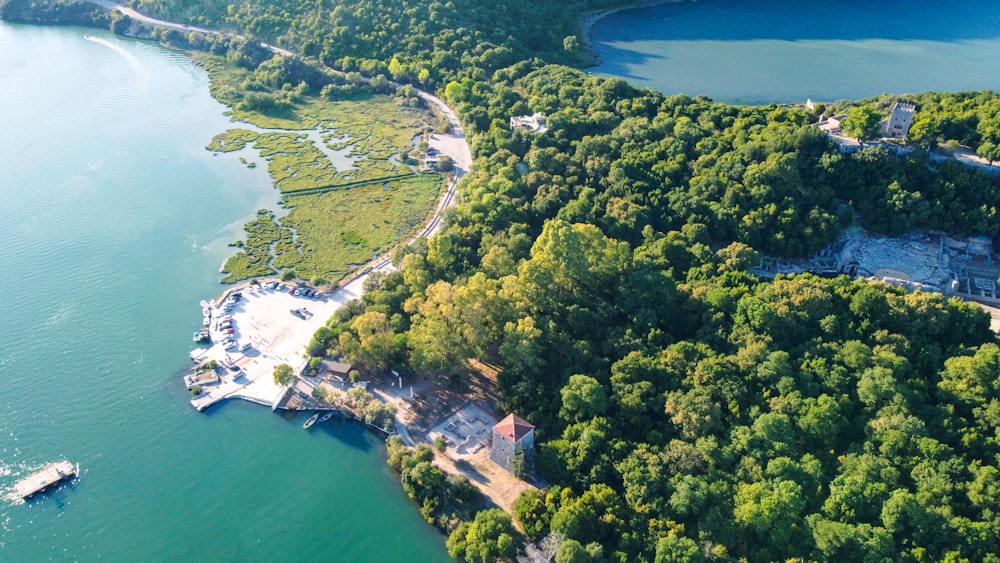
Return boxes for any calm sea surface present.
[0,23,447,561]
[591,0,1000,104]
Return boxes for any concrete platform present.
[189,279,366,411]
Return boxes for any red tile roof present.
[493,413,534,442]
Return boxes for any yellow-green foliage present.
[273,174,443,281]
[197,53,438,283]
[207,129,259,152]
[221,175,443,283]
[220,209,291,282]
[203,86,426,192]
[235,95,424,193]
[254,132,341,192]
[193,53,248,109]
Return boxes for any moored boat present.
[14,460,77,499]
[303,413,320,429]
[318,411,335,424]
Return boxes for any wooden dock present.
[14,460,77,499]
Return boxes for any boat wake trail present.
[83,35,149,88]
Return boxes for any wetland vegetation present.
[195,53,442,284]
[220,174,441,283]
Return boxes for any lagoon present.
[0,22,447,561]
[591,0,1000,104]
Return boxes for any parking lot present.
[190,280,362,408]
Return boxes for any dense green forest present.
[9,0,1000,559]
[122,0,615,86]
[317,63,1000,561]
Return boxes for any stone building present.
[886,102,916,139]
[489,413,535,473]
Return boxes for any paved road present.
[93,1,296,58]
[92,0,217,34]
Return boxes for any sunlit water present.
[592,0,1000,104]
[0,22,447,561]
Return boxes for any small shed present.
[489,413,535,473]
[319,358,352,381]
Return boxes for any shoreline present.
[578,0,691,68]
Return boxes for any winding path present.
[92,0,297,57]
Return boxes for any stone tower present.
[489,413,535,473]
[886,102,916,139]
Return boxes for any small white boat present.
[302,413,320,429]
[202,316,211,326]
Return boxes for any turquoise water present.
[591,0,1000,104]
[0,23,447,561]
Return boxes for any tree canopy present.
[320,64,1000,561]
[841,105,883,141]
[272,362,295,386]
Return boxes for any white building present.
[510,113,548,134]
[885,102,916,139]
